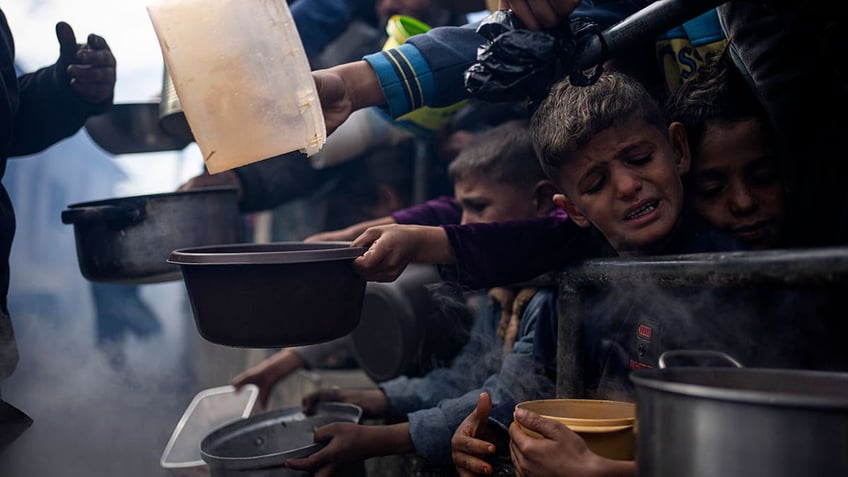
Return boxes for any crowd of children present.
[213,1,844,476]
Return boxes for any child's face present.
[690,118,785,250]
[454,173,548,225]
[553,118,690,255]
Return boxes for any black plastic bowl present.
[168,242,367,348]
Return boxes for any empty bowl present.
[168,242,367,348]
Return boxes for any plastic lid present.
[160,384,259,469]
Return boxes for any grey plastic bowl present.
[200,402,362,477]
[168,242,367,348]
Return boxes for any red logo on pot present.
[637,324,652,339]
[630,359,652,370]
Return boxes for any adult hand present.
[302,388,390,418]
[284,422,379,477]
[55,21,116,104]
[451,392,497,477]
[509,407,637,477]
[498,0,581,30]
[231,349,304,408]
[351,224,453,282]
[313,61,385,136]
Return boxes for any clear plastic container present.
[160,384,259,476]
[147,0,325,173]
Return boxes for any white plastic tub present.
[147,0,326,174]
[161,385,259,477]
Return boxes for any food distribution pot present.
[167,242,367,348]
[200,402,362,477]
[630,351,848,477]
[61,187,242,284]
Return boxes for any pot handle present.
[61,203,146,226]
[658,350,744,369]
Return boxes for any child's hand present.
[231,349,304,408]
[284,422,381,477]
[509,407,636,477]
[452,392,496,476]
[351,224,454,282]
[55,22,116,104]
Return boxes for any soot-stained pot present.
[61,187,243,284]
[351,264,472,382]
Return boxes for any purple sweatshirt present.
[391,196,582,290]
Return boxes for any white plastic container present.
[160,384,259,476]
[147,0,325,174]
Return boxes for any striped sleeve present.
[363,43,434,118]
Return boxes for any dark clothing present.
[442,210,741,291]
[0,8,110,379]
[392,195,461,226]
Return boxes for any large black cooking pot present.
[630,351,848,477]
[61,187,243,284]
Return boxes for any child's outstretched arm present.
[352,224,455,282]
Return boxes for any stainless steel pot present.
[61,187,243,284]
[200,402,362,477]
[630,351,848,477]
[159,67,194,144]
[84,102,192,155]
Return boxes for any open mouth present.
[625,200,659,221]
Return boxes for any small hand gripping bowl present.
[514,399,637,461]
[168,242,367,348]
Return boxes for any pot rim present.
[168,242,367,265]
[630,367,848,409]
[200,402,362,469]
[64,186,238,208]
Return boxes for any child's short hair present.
[664,50,769,153]
[447,118,546,188]
[531,72,667,181]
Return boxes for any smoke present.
[0,281,212,477]
[572,275,848,402]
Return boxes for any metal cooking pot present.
[350,264,441,382]
[61,187,243,284]
[200,402,362,477]
[159,67,194,144]
[630,350,848,477]
[350,264,474,381]
[84,102,192,155]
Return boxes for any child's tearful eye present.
[582,173,606,195]
[627,154,652,166]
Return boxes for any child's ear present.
[532,180,559,217]
[668,121,691,175]
[553,193,591,228]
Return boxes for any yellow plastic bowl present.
[514,399,636,461]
